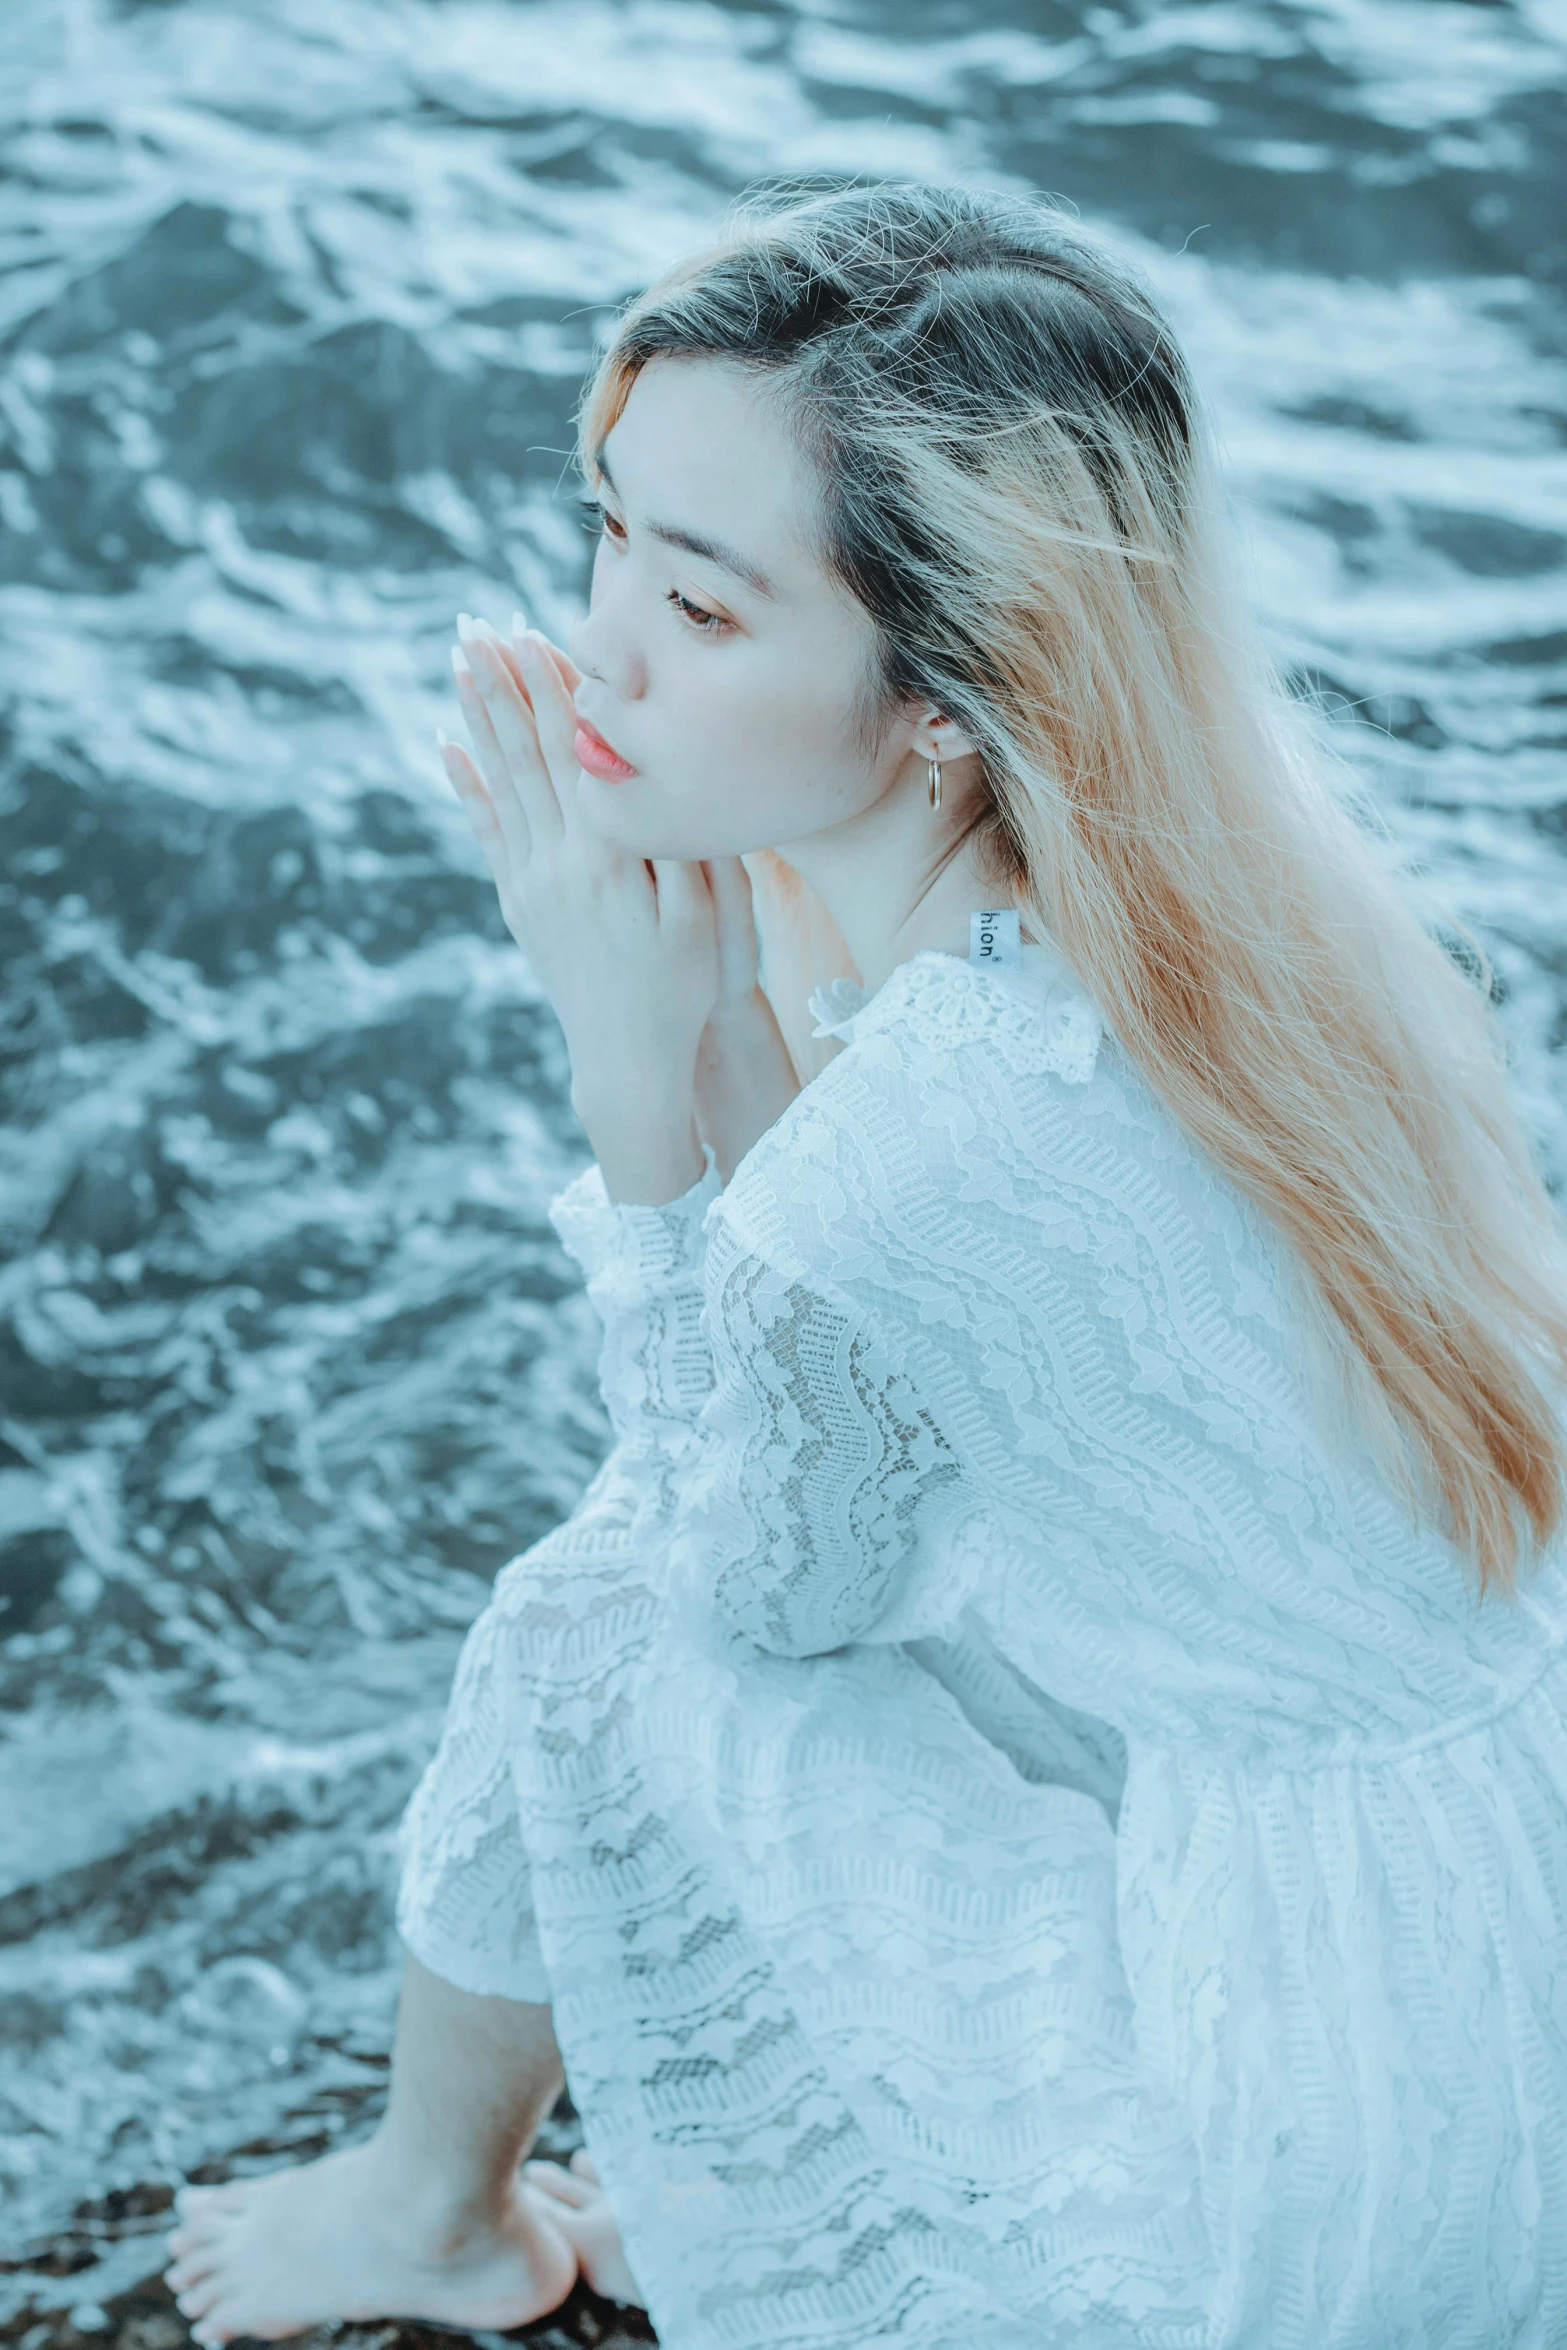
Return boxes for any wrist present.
[571,1096,709,1210]
[570,1073,695,1137]
[703,983,772,1041]
[570,1047,697,1130]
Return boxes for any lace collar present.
[806,940,1103,1085]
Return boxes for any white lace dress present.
[396,940,1567,2350]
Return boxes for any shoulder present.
[706,943,1118,1295]
[852,943,1105,1087]
[805,942,1104,1086]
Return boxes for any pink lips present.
[573,715,638,781]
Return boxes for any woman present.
[162,182,1567,2350]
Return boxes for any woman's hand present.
[438,615,715,1203]
[702,851,762,1017]
[684,849,803,1182]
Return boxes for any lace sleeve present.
[546,1140,724,1474]
[671,1214,984,1659]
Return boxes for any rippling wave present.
[1,0,1563,2317]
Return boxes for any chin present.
[578,786,727,864]
[574,778,642,835]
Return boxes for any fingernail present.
[473,616,508,646]
[511,608,529,640]
[455,612,476,642]
[451,645,471,678]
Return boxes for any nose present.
[569,567,646,703]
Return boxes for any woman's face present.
[567,356,917,863]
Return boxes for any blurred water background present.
[1,0,1564,2322]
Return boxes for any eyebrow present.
[594,449,780,602]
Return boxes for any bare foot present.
[521,2149,645,2307]
[161,2137,579,2346]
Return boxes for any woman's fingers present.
[649,858,703,923]
[437,734,510,871]
[525,620,583,696]
[513,632,583,801]
[704,854,761,1003]
[451,651,533,870]
[466,635,566,846]
[459,614,534,705]
[458,610,581,699]
[452,619,584,849]
[706,853,755,929]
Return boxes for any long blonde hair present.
[576,179,1567,1601]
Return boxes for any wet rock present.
[0,2266,657,2350]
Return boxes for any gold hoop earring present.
[927,756,943,814]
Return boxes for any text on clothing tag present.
[970,908,1021,968]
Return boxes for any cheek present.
[677,647,875,805]
[584,644,879,862]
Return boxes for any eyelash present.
[578,497,732,637]
[665,588,729,635]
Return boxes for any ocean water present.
[1,0,1564,2316]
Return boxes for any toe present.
[165,2220,220,2259]
[165,2250,222,2292]
[174,2278,225,2324]
[189,2300,242,2349]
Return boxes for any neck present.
[771,764,1020,997]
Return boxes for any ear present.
[909,703,980,767]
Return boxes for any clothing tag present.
[970,908,1021,969]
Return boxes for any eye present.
[579,496,626,545]
[666,587,731,636]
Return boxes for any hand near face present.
[698,851,760,1016]
[438,616,722,1116]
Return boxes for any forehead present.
[600,354,827,588]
